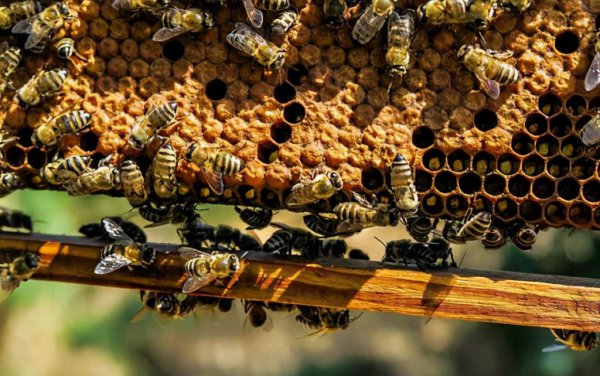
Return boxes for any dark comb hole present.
[520,201,542,222]
[287,64,308,86]
[560,135,584,158]
[525,112,548,136]
[421,193,443,215]
[361,167,384,190]
[473,195,493,213]
[496,198,517,220]
[483,174,506,196]
[205,79,227,101]
[583,181,600,203]
[446,194,468,217]
[538,93,562,116]
[79,131,99,152]
[555,30,580,54]
[434,171,457,193]
[590,98,600,111]
[557,177,580,200]
[414,170,433,192]
[283,102,306,124]
[16,128,33,148]
[237,185,257,204]
[547,156,570,178]
[474,109,498,131]
[565,95,586,116]
[473,151,496,175]
[572,158,595,179]
[532,177,555,199]
[412,126,435,149]
[596,15,600,30]
[511,133,534,155]
[274,82,296,104]
[497,154,520,175]
[508,175,530,197]
[569,203,592,226]
[546,202,566,224]
[260,188,282,209]
[522,155,544,177]
[270,122,292,143]
[27,148,46,169]
[575,115,592,131]
[535,135,559,157]
[5,147,25,168]
[257,141,279,164]
[162,40,185,61]
[595,208,600,226]
[549,114,572,138]
[422,149,445,172]
[90,153,106,169]
[447,150,470,173]
[458,172,481,194]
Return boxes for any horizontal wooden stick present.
[1,232,600,330]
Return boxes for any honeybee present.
[76,158,122,194]
[79,216,147,244]
[351,0,395,45]
[235,206,273,230]
[389,154,419,215]
[303,213,340,237]
[0,172,24,197]
[285,171,343,208]
[443,211,492,244]
[381,237,455,270]
[0,253,39,303]
[0,1,41,30]
[42,155,91,185]
[543,329,598,352]
[243,300,274,330]
[386,10,416,79]
[31,110,92,148]
[405,215,436,243]
[323,0,346,28]
[184,142,245,195]
[263,222,323,258]
[481,225,508,249]
[16,68,68,108]
[0,207,32,232]
[94,218,156,275]
[417,0,496,29]
[271,7,298,36]
[0,43,22,95]
[580,112,600,148]
[178,246,241,293]
[458,44,520,100]
[132,291,181,322]
[226,22,286,72]
[153,8,214,42]
[120,159,149,207]
[321,239,348,258]
[509,222,537,250]
[150,142,178,200]
[111,0,170,12]
[499,0,532,12]
[128,101,178,150]
[55,38,87,61]
[348,248,370,260]
[295,306,361,336]
[12,2,75,51]
[333,194,399,233]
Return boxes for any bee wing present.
[285,188,308,207]
[585,53,600,92]
[486,49,513,59]
[152,27,189,42]
[94,254,131,274]
[242,0,264,29]
[351,192,373,207]
[101,217,133,242]
[335,221,366,234]
[387,11,400,45]
[474,70,501,100]
[182,275,215,293]
[130,307,149,323]
[235,22,268,44]
[24,25,52,50]
[11,15,36,34]
[178,246,212,260]
[199,167,224,195]
[542,344,568,353]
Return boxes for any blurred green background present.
[0,190,599,376]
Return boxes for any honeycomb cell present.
[261,188,282,209]
[283,102,306,124]
[549,114,572,138]
[538,92,562,116]
[422,149,445,172]
[572,157,596,179]
[532,176,555,199]
[473,151,496,175]
[205,79,228,101]
[473,109,498,132]
[583,181,600,202]
[560,135,584,158]
[569,203,592,226]
[421,193,443,215]
[524,112,548,136]
[496,198,518,220]
[79,132,99,152]
[589,97,600,111]
[565,95,587,116]
[547,156,570,178]
[535,135,559,157]
[274,82,297,104]
[270,122,292,144]
[16,128,33,148]
[508,175,530,197]
[497,154,520,175]
[361,168,384,191]
[520,201,542,222]
[522,155,544,177]
[257,141,280,164]
[415,170,433,192]
[412,126,435,149]
[287,64,309,86]
[557,177,580,201]
[237,185,257,205]
[5,147,25,168]
[434,171,457,193]
[545,202,567,224]
[27,148,46,169]
[484,174,506,196]
[446,194,468,217]
[554,30,580,54]
[458,172,482,194]
[447,150,470,173]
[511,133,534,155]
[575,115,591,131]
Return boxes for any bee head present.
[457,45,472,60]
[416,2,443,25]
[56,2,75,20]
[326,171,343,191]
[23,253,40,270]
[587,333,599,350]
[227,254,240,272]
[140,245,156,266]
[156,294,179,313]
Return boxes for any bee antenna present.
[374,236,386,248]
[240,251,249,259]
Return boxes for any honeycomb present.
[1,0,600,230]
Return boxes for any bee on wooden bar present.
[184,142,244,195]
[386,10,416,80]
[243,300,273,330]
[333,194,399,234]
[481,225,508,249]
[580,112,600,148]
[94,218,156,275]
[80,216,147,244]
[128,101,178,150]
[132,291,181,322]
[31,110,92,148]
[235,206,273,230]
[285,171,343,208]
[0,172,24,197]
[543,329,598,352]
[178,246,241,293]
[12,2,75,52]
[443,211,492,244]
[112,0,170,13]
[151,142,178,200]
[16,68,68,108]
[153,8,214,42]
[458,44,520,99]
[352,0,395,45]
[0,207,32,232]
[55,37,87,61]
[348,248,370,260]
[226,23,286,72]
[263,222,323,258]
[321,239,347,258]
[303,213,340,237]
[323,0,346,28]
[382,237,455,270]
[0,43,22,96]
[296,306,361,336]
[0,252,39,303]
[120,159,149,207]
[178,217,215,248]
[271,7,298,36]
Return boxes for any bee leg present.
[73,50,88,62]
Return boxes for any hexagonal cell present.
[412,126,435,149]
[283,102,306,124]
[546,156,570,178]
[508,175,530,197]
[520,201,542,222]
[545,202,567,224]
[535,135,559,157]
[205,79,228,101]
[287,64,309,86]
[554,30,580,54]
[532,177,555,199]
[511,133,534,156]
[270,122,292,143]
[361,168,384,191]
[497,154,520,175]
[422,149,445,172]
[572,157,596,179]
[474,109,498,132]
[446,194,468,217]
[557,177,580,201]
[522,154,545,177]
[237,185,257,205]
[538,92,562,116]
[458,172,482,195]
[257,141,279,164]
[525,112,548,136]
[5,146,25,168]
[565,95,587,116]
[27,148,46,169]
[549,114,572,138]
[260,188,282,209]
[483,174,506,196]
[583,181,600,202]
[79,131,99,152]
[447,150,470,173]
[496,198,518,220]
[274,82,297,104]
[434,171,457,193]
[16,128,33,148]
[560,135,584,158]
[575,115,592,130]
[415,170,433,192]
[421,193,443,215]
[569,203,592,226]
[473,195,493,213]
[589,98,600,112]
[473,151,495,175]
[163,40,185,61]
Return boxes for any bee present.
[184,142,245,195]
[351,0,395,45]
[132,291,181,322]
[128,101,178,150]
[42,155,91,185]
[178,217,215,248]
[79,216,147,244]
[178,246,241,293]
[120,159,149,207]
[0,207,32,232]
[580,112,600,148]
[143,200,199,228]
[457,45,520,100]
[303,214,340,237]
[150,142,178,200]
[509,222,537,250]
[543,329,598,352]
[0,43,22,95]
[271,7,298,36]
[213,225,261,252]
[31,110,92,148]
[381,237,456,270]
[417,0,496,29]
[443,211,492,244]
[243,300,274,330]
[499,0,532,12]
[55,38,87,61]
[263,222,323,258]
[405,215,436,243]
[16,68,68,109]
[386,10,416,79]
[12,2,75,51]
[323,0,346,28]
[0,253,39,303]
[76,160,122,194]
[111,0,170,12]
[0,2,42,30]
[321,239,348,258]
[226,22,286,72]
[295,306,360,336]
[0,172,24,197]
[389,154,419,215]
[94,218,156,275]
[153,8,214,42]
[285,171,343,208]
[348,248,370,260]
[481,225,508,249]
[333,194,399,234]
[235,206,273,230]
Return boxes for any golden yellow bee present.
[386,11,416,79]
[12,2,75,51]
[16,68,68,108]
[333,194,399,233]
[0,173,24,197]
[150,142,178,200]
[184,142,245,195]
[31,110,92,148]
[323,0,347,28]
[417,0,496,29]
[352,0,395,45]
[285,171,343,208]
[543,329,598,352]
[120,159,149,207]
[152,8,214,42]
[0,43,22,96]
[178,247,241,293]
[128,101,178,150]
[0,253,39,303]
[458,44,520,99]
[226,22,286,71]
[111,0,170,12]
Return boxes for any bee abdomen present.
[254,0,289,11]
[212,152,244,175]
[488,61,520,84]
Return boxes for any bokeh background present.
[0,190,599,376]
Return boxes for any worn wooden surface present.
[1,232,600,330]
